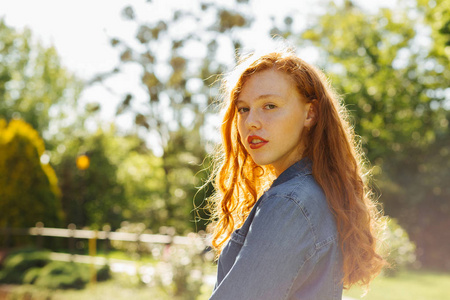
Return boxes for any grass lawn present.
[3,280,166,300]
[344,270,450,300]
[3,272,214,300]
[2,264,215,300]
[2,269,449,300]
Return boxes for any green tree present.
[102,125,213,233]
[49,123,211,233]
[109,135,166,230]
[414,0,450,267]
[0,19,83,139]
[0,119,62,229]
[298,0,450,269]
[51,128,126,230]
[418,0,450,50]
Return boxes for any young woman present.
[208,48,386,300]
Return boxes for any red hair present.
[208,49,386,288]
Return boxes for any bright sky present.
[0,0,132,77]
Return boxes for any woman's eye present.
[237,107,249,113]
[265,104,276,110]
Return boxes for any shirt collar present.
[270,157,313,188]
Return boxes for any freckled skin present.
[236,69,313,176]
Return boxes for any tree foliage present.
[49,123,210,233]
[51,128,126,230]
[0,119,62,228]
[418,0,450,50]
[0,19,82,138]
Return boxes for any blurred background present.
[0,0,449,299]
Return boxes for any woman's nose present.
[246,110,261,129]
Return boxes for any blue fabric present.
[210,158,343,300]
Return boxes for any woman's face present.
[236,69,312,176]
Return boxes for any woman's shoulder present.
[265,172,326,212]
[261,173,338,248]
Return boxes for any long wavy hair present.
[208,48,386,288]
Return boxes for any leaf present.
[120,49,133,62]
[135,114,150,129]
[110,38,121,47]
[170,56,186,71]
[218,9,248,32]
[85,103,100,113]
[117,94,133,115]
[142,72,160,89]
[122,6,135,20]
[136,25,153,44]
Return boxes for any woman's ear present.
[305,99,317,128]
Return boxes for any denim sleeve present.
[209,195,318,300]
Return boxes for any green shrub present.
[380,217,417,276]
[96,264,112,282]
[34,261,89,290]
[22,267,42,284]
[0,248,50,284]
[0,119,63,231]
[0,247,112,289]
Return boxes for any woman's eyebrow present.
[257,94,281,100]
[235,94,282,105]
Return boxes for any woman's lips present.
[247,135,268,149]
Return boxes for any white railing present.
[1,223,208,246]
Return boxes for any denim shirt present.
[210,158,343,300]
